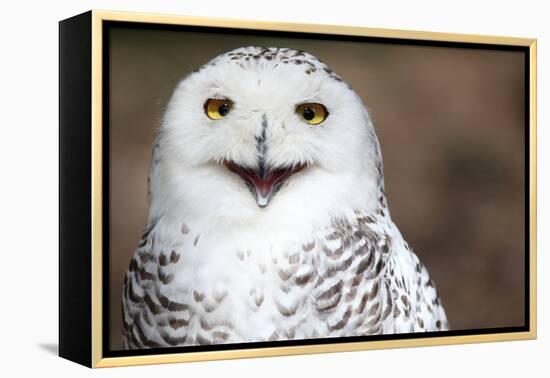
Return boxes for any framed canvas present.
[59,10,537,368]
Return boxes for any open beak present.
[224,160,305,208]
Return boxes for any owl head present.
[149,47,386,233]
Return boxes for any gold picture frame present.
[59,9,537,368]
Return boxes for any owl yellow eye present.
[204,98,233,120]
[296,103,329,125]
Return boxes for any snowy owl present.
[121,46,448,349]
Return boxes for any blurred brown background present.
[108,26,525,350]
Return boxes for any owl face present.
[152,47,382,228]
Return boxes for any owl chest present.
[169,240,319,340]
[128,215,440,347]
[161,232,393,342]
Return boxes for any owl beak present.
[251,165,284,208]
[224,161,305,208]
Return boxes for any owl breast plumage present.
[122,46,448,349]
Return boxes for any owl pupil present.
[303,107,315,120]
[218,103,229,116]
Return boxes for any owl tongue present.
[224,161,303,208]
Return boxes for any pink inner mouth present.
[224,160,305,207]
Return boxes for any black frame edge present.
[59,10,93,368]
